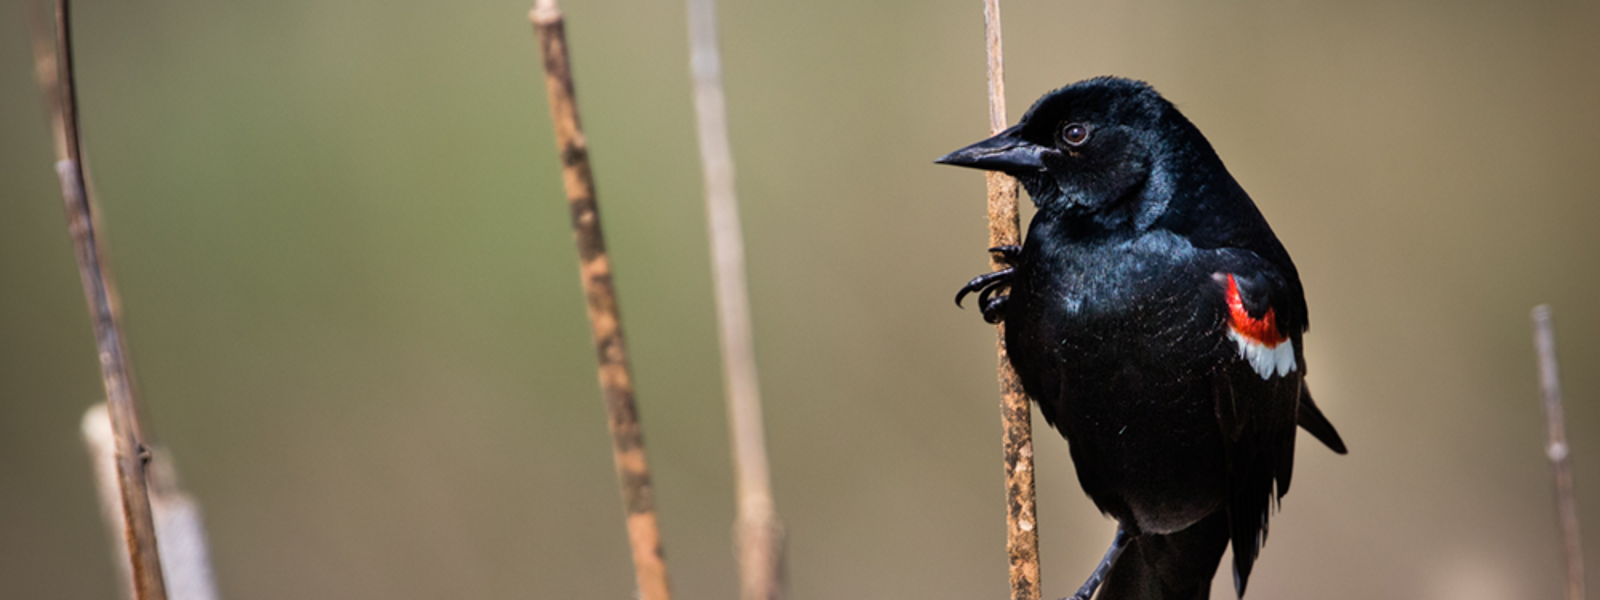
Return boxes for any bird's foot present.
[979,292,1007,324]
[956,245,1023,323]
[956,267,1014,324]
[988,244,1021,265]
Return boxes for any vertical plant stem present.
[529,3,672,600]
[979,2,1040,598]
[1532,305,1585,600]
[29,2,169,599]
[84,405,220,600]
[685,1,785,599]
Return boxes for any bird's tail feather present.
[1097,512,1230,600]
[1296,387,1347,455]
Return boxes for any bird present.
[937,77,1346,600]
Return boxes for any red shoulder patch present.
[1224,274,1286,347]
[1222,273,1298,379]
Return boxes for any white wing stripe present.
[1228,328,1297,379]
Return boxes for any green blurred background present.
[2,1,1597,598]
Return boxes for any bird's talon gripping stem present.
[955,267,1014,308]
[989,244,1022,264]
[980,295,1008,324]
[955,245,1022,322]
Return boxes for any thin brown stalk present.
[29,2,169,599]
[684,1,785,598]
[1532,305,1585,600]
[979,1,1040,598]
[84,405,220,600]
[528,3,673,599]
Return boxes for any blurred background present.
[2,0,1597,598]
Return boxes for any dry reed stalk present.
[529,2,672,599]
[29,2,169,599]
[1532,305,1585,600]
[978,1,1041,598]
[684,1,785,598]
[83,405,220,600]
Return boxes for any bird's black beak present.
[935,124,1046,173]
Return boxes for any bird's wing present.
[1205,250,1307,596]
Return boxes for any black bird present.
[938,77,1346,600]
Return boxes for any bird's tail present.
[1297,386,1347,455]
[1097,511,1231,600]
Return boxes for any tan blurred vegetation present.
[1,1,1597,599]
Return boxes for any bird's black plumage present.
[940,77,1345,599]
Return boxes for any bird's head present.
[938,77,1202,229]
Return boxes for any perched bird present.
[938,77,1346,600]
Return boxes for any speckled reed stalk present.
[978,1,1041,598]
[529,2,672,599]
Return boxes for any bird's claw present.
[988,244,1022,265]
[980,293,1008,324]
[955,267,1013,307]
[953,270,1004,307]
[953,246,1017,321]
[957,266,1014,323]
[957,246,1021,322]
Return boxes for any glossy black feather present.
[939,77,1344,599]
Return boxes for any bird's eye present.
[1061,123,1090,146]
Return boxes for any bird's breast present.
[1020,231,1208,333]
